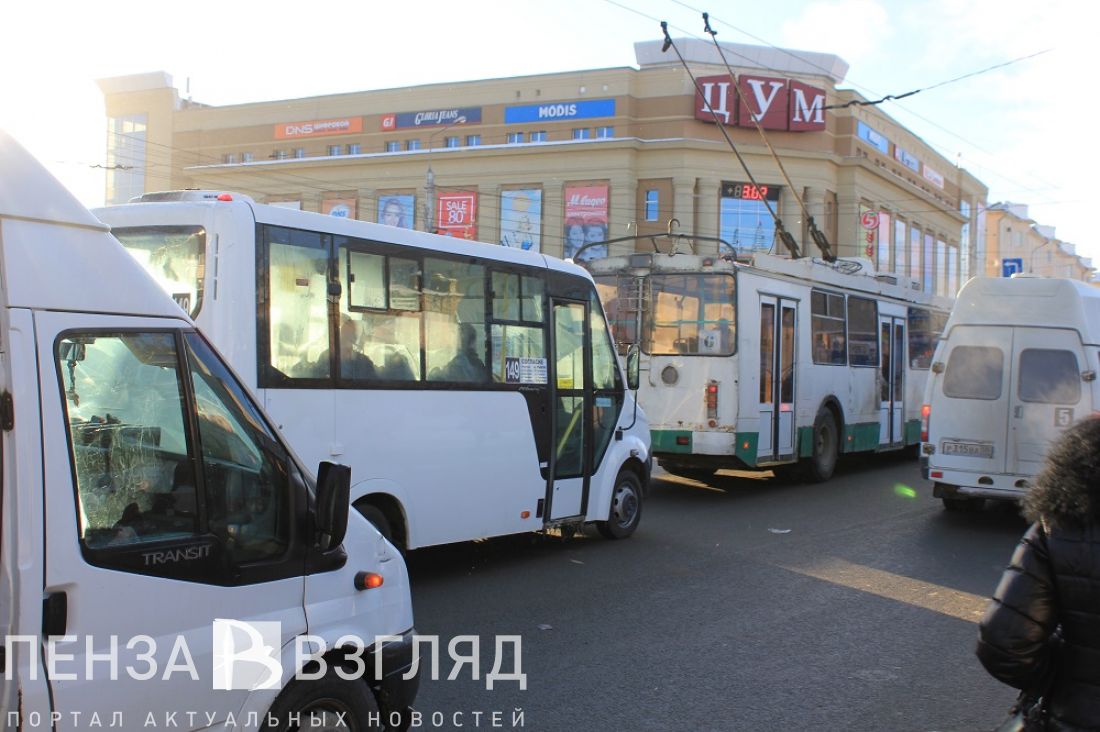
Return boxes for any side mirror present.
[1083,370,1096,382]
[315,461,350,551]
[931,361,945,374]
[626,344,641,391]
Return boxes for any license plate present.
[941,441,994,458]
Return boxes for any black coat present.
[976,521,1100,730]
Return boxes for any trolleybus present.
[585,247,949,482]
[94,192,651,551]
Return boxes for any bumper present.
[372,628,420,722]
[927,466,1032,502]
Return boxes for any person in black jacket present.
[976,416,1100,730]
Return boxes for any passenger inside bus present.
[429,322,490,383]
[318,317,378,380]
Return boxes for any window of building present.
[385,141,401,153]
[444,136,460,148]
[596,126,614,138]
[644,190,659,222]
[106,114,147,205]
[811,290,846,365]
[347,143,361,155]
[327,145,341,156]
[893,218,907,277]
[506,132,523,144]
[529,131,547,143]
[223,153,237,164]
[241,152,254,163]
[465,135,481,146]
[719,182,779,255]
[273,150,289,160]
[293,148,305,159]
[406,140,421,151]
[572,128,591,140]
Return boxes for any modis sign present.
[694,74,825,132]
[275,117,363,139]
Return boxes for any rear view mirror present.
[315,461,350,551]
[59,341,87,362]
[626,344,641,391]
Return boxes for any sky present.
[3,0,1094,261]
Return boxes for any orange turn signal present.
[354,572,384,591]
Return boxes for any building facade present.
[99,39,988,298]
[982,203,1092,281]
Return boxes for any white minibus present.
[921,276,1100,509]
[1,131,418,730]
[93,195,651,551]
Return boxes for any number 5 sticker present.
[1055,407,1074,427]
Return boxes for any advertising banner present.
[381,107,482,130]
[859,204,878,259]
[275,118,362,139]
[436,192,478,240]
[322,197,357,219]
[500,189,542,252]
[504,99,615,125]
[563,183,609,261]
[378,194,415,229]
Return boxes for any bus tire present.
[597,470,643,540]
[806,409,839,483]
[263,667,382,731]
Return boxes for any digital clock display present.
[721,181,781,202]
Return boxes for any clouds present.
[780,0,893,66]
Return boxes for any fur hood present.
[1023,416,1100,526]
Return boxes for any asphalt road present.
[404,453,1028,731]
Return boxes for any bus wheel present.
[597,471,643,540]
[806,409,838,483]
[263,668,382,731]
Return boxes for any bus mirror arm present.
[314,461,351,551]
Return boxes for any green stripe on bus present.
[652,430,692,453]
[904,419,921,445]
[798,426,814,458]
[843,422,881,453]
[734,432,758,466]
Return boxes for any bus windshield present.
[644,273,736,356]
[112,226,205,317]
[593,274,639,349]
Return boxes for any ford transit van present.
[921,276,1100,510]
[0,130,417,729]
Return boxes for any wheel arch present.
[353,492,409,552]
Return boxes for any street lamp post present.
[423,121,461,234]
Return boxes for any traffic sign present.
[1002,258,1023,277]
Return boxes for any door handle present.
[1014,406,1023,419]
[43,591,67,637]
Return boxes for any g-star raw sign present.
[694,74,826,132]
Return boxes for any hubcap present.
[612,482,639,528]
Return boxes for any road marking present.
[779,556,989,623]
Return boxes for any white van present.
[921,276,1100,510]
[0,131,417,729]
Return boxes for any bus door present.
[548,299,590,520]
[879,315,905,446]
[757,295,797,462]
[1007,328,1089,477]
